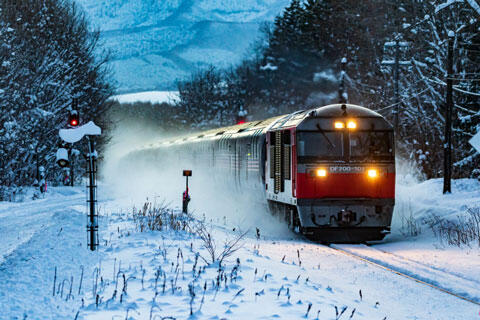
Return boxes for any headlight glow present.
[367,169,378,178]
[334,121,345,129]
[317,168,327,177]
[347,120,357,129]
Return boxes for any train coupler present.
[337,209,357,226]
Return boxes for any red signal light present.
[237,119,246,125]
[68,110,79,127]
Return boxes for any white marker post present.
[59,121,102,251]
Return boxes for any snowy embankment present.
[0,187,98,319]
[377,178,480,289]
[0,179,479,319]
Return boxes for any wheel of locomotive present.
[291,206,301,233]
[282,205,301,233]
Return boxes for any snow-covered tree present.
[0,0,113,200]
[391,0,480,178]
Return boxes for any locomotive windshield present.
[297,131,343,158]
[350,131,393,161]
[296,130,393,161]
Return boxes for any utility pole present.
[393,39,400,131]
[443,30,454,194]
[382,39,410,133]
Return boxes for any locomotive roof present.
[135,104,384,150]
[310,104,383,118]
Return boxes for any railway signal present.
[56,147,69,168]
[236,108,247,125]
[182,170,192,214]
[68,110,79,127]
[59,120,102,251]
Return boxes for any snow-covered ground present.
[112,91,180,105]
[1,177,479,319]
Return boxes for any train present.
[132,103,395,243]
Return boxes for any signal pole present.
[69,147,74,187]
[182,170,192,214]
[86,137,98,250]
[443,31,454,194]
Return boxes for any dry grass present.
[131,201,246,265]
[427,207,480,247]
[399,200,421,237]
[132,201,193,233]
[193,219,247,266]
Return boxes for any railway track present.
[327,243,480,307]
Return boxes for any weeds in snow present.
[399,200,421,237]
[132,201,192,232]
[194,220,247,266]
[427,207,480,247]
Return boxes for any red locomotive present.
[134,104,395,242]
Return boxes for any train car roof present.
[135,104,383,150]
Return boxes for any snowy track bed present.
[330,244,480,306]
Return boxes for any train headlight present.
[367,168,378,178]
[334,121,345,129]
[347,120,357,129]
[317,168,327,177]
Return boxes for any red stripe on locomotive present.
[296,172,395,199]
